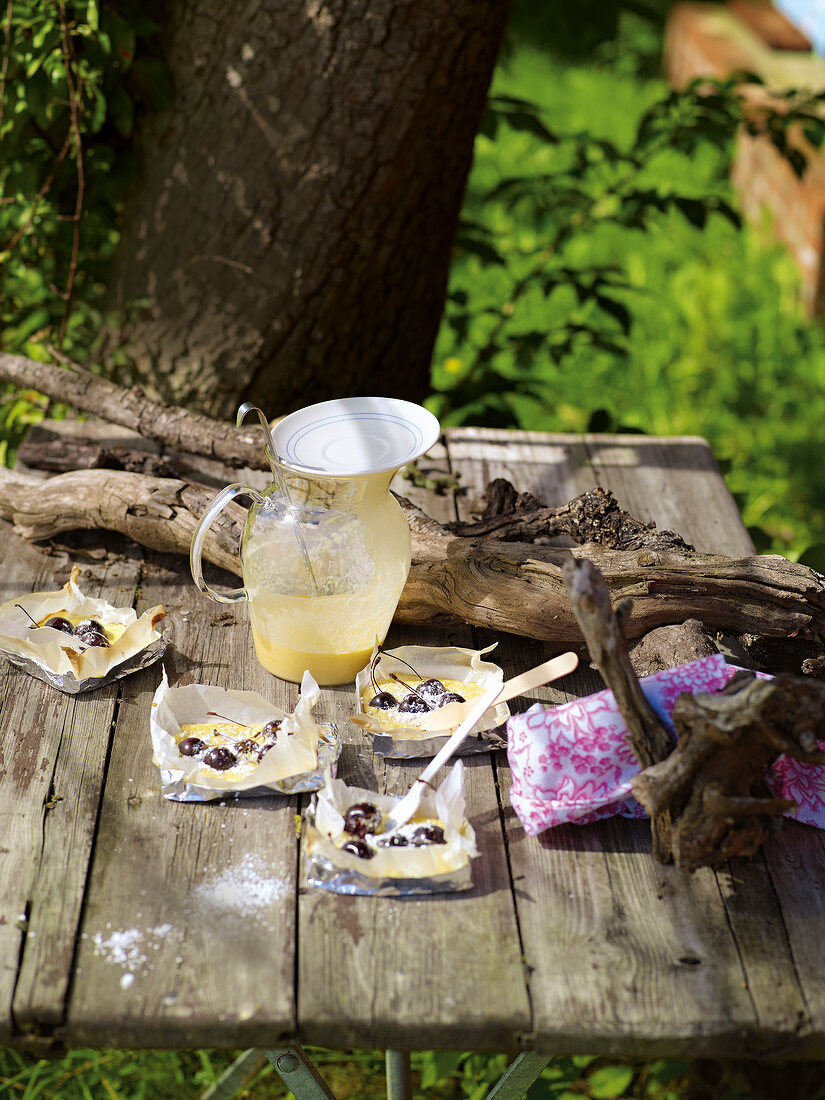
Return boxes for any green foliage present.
[429,27,825,559]
[0,0,163,460]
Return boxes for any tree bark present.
[106,0,510,417]
[0,353,266,469]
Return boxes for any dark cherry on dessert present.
[418,678,445,696]
[397,694,430,714]
[262,719,282,738]
[44,616,74,634]
[233,738,260,754]
[378,834,409,848]
[202,746,237,770]
[343,802,383,838]
[76,629,109,648]
[342,838,375,860]
[368,691,396,709]
[256,741,276,762]
[75,618,104,634]
[412,824,446,846]
[439,691,465,706]
[178,736,207,757]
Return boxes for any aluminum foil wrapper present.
[0,565,167,694]
[3,630,169,695]
[151,668,340,802]
[303,762,478,896]
[351,644,509,760]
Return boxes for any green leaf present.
[454,233,505,266]
[587,1063,635,1098]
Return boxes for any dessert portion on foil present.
[0,565,167,692]
[350,644,510,759]
[150,669,339,801]
[303,761,478,895]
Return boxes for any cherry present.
[438,691,465,706]
[342,838,374,860]
[257,741,276,762]
[178,736,207,757]
[262,719,282,738]
[75,618,104,634]
[368,691,396,709]
[76,629,109,648]
[418,678,445,696]
[397,694,430,714]
[44,616,74,634]
[412,824,446,846]
[378,834,409,848]
[343,802,382,838]
[233,738,260,754]
[202,746,236,770]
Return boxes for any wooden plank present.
[0,540,136,1047]
[295,448,532,1050]
[446,428,818,1057]
[759,825,825,1056]
[62,554,300,1048]
[12,560,142,1040]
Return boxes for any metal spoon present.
[386,650,579,830]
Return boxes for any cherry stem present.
[15,604,39,627]
[389,672,432,709]
[371,646,427,695]
[206,710,246,726]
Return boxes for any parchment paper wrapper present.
[151,669,340,802]
[351,644,509,759]
[303,761,478,895]
[507,654,825,836]
[0,565,167,693]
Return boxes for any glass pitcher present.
[190,398,440,686]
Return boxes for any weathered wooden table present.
[2,428,824,1096]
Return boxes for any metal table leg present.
[386,1049,412,1100]
[200,1049,268,1100]
[485,1052,552,1099]
[264,1043,338,1099]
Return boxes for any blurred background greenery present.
[3,0,825,1097]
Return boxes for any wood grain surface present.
[1,428,824,1058]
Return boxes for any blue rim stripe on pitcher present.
[280,411,433,474]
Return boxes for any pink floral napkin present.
[507,654,825,836]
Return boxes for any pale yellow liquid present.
[249,579,403,685]
[244,473,411,686]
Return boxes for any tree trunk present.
[108,0,510,417]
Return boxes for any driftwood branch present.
[0,352,266,469]
[2,466,825,646]
[561,558,825,870]
[632,673,825,872]
[448,479,694,552]
[562,556,674,860]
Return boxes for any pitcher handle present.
[190,483,266,604]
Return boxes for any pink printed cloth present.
[507,654,825,836]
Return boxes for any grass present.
[430,28,825,563]
[4,1048,825,1099]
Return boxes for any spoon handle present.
[416,650,579,732]
[386,651,579,830]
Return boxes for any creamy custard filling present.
[362,676,484,731]
[36,611,128,645]
[176,718,285,777]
